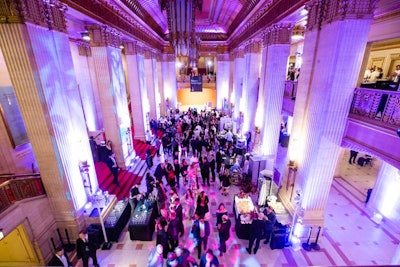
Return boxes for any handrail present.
[0,175,46,214]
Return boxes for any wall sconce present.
[287,160,298,201]
[0,229,4,240]
[80,31,91,41]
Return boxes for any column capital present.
[75,40,92,56]
[232,48,244,58]
[216,53,230,61]
[0,0,67,32]
[86,24,122,48]
[124,42,144,55]
[244,40,262,54]
[216,45,230,54]
[263,23,293,46]
[161,53,175,62]
[305,0,378,31]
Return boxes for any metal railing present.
[349,88,400,128]
[0,173,45,213]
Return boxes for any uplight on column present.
[0,229,4,240]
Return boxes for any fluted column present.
[160,49,177,113]
[259,24,292,158]
[71,40,102,132]
[232,49,245,120]
[216,45,230,110]
[242,41,261,133]
[280,0,378,228]
[144,49,158,120]
[88,24,133,168]
[125,42,147,141]
[0,0,96,236]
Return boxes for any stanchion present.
[302,226,312,251]
[50,237,56,250]
[64,229,75,252]
[56,228,65,246]
[310,226,321,251]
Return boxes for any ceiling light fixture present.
[80,31,91,41]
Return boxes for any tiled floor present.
[78,148,399,266]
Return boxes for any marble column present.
[125,42,147,141]
[0,0,96,233]
[216,45,231,110]
[242,41,261,134]
[259,24,292,159]
[232,49,245,121]
[279,0,378,229]
[161,51,178,113]
[70,41,102,133]
[367,162,400,228]
[144,49,158,121]
[88,24,133,168]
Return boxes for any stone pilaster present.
[280,0,378,234]
[88,24,133,168]
[259,24,292,159]
[242,40,261,134]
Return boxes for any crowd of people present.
[63,107,277,267]
[138,108,278,266]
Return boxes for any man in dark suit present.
[76,229,99,267]
[246,212,265,255]
[263,206,277,244]
[200,156,211,186]
[47,246,72,266]
[167,212,183,251]
[191,213,211,259]
[106,153,119,185]
[173,198,184,237]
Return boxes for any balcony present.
[0,173,46,214]
[282,82,400,168]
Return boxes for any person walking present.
[218,215,231,256]
[191,214,211,259]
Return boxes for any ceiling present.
[64,0,400,53]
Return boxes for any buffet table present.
[232,195,255,240]
[128,199,158,241]
[104,200,131,242]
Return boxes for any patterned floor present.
[77,148,400,267]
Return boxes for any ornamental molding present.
[0,0,67,32]
[263,23,293,46]
[305,0,378,31]
[244,40,261,54]
[86,24,122,48]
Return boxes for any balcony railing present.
[0,173,45,213]
[349,88,400,128]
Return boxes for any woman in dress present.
[215,203,228,227]
[184,188,195,220]
[195,191,209,218]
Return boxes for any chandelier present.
[160,0,201,67]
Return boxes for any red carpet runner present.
[95,139,156,200]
